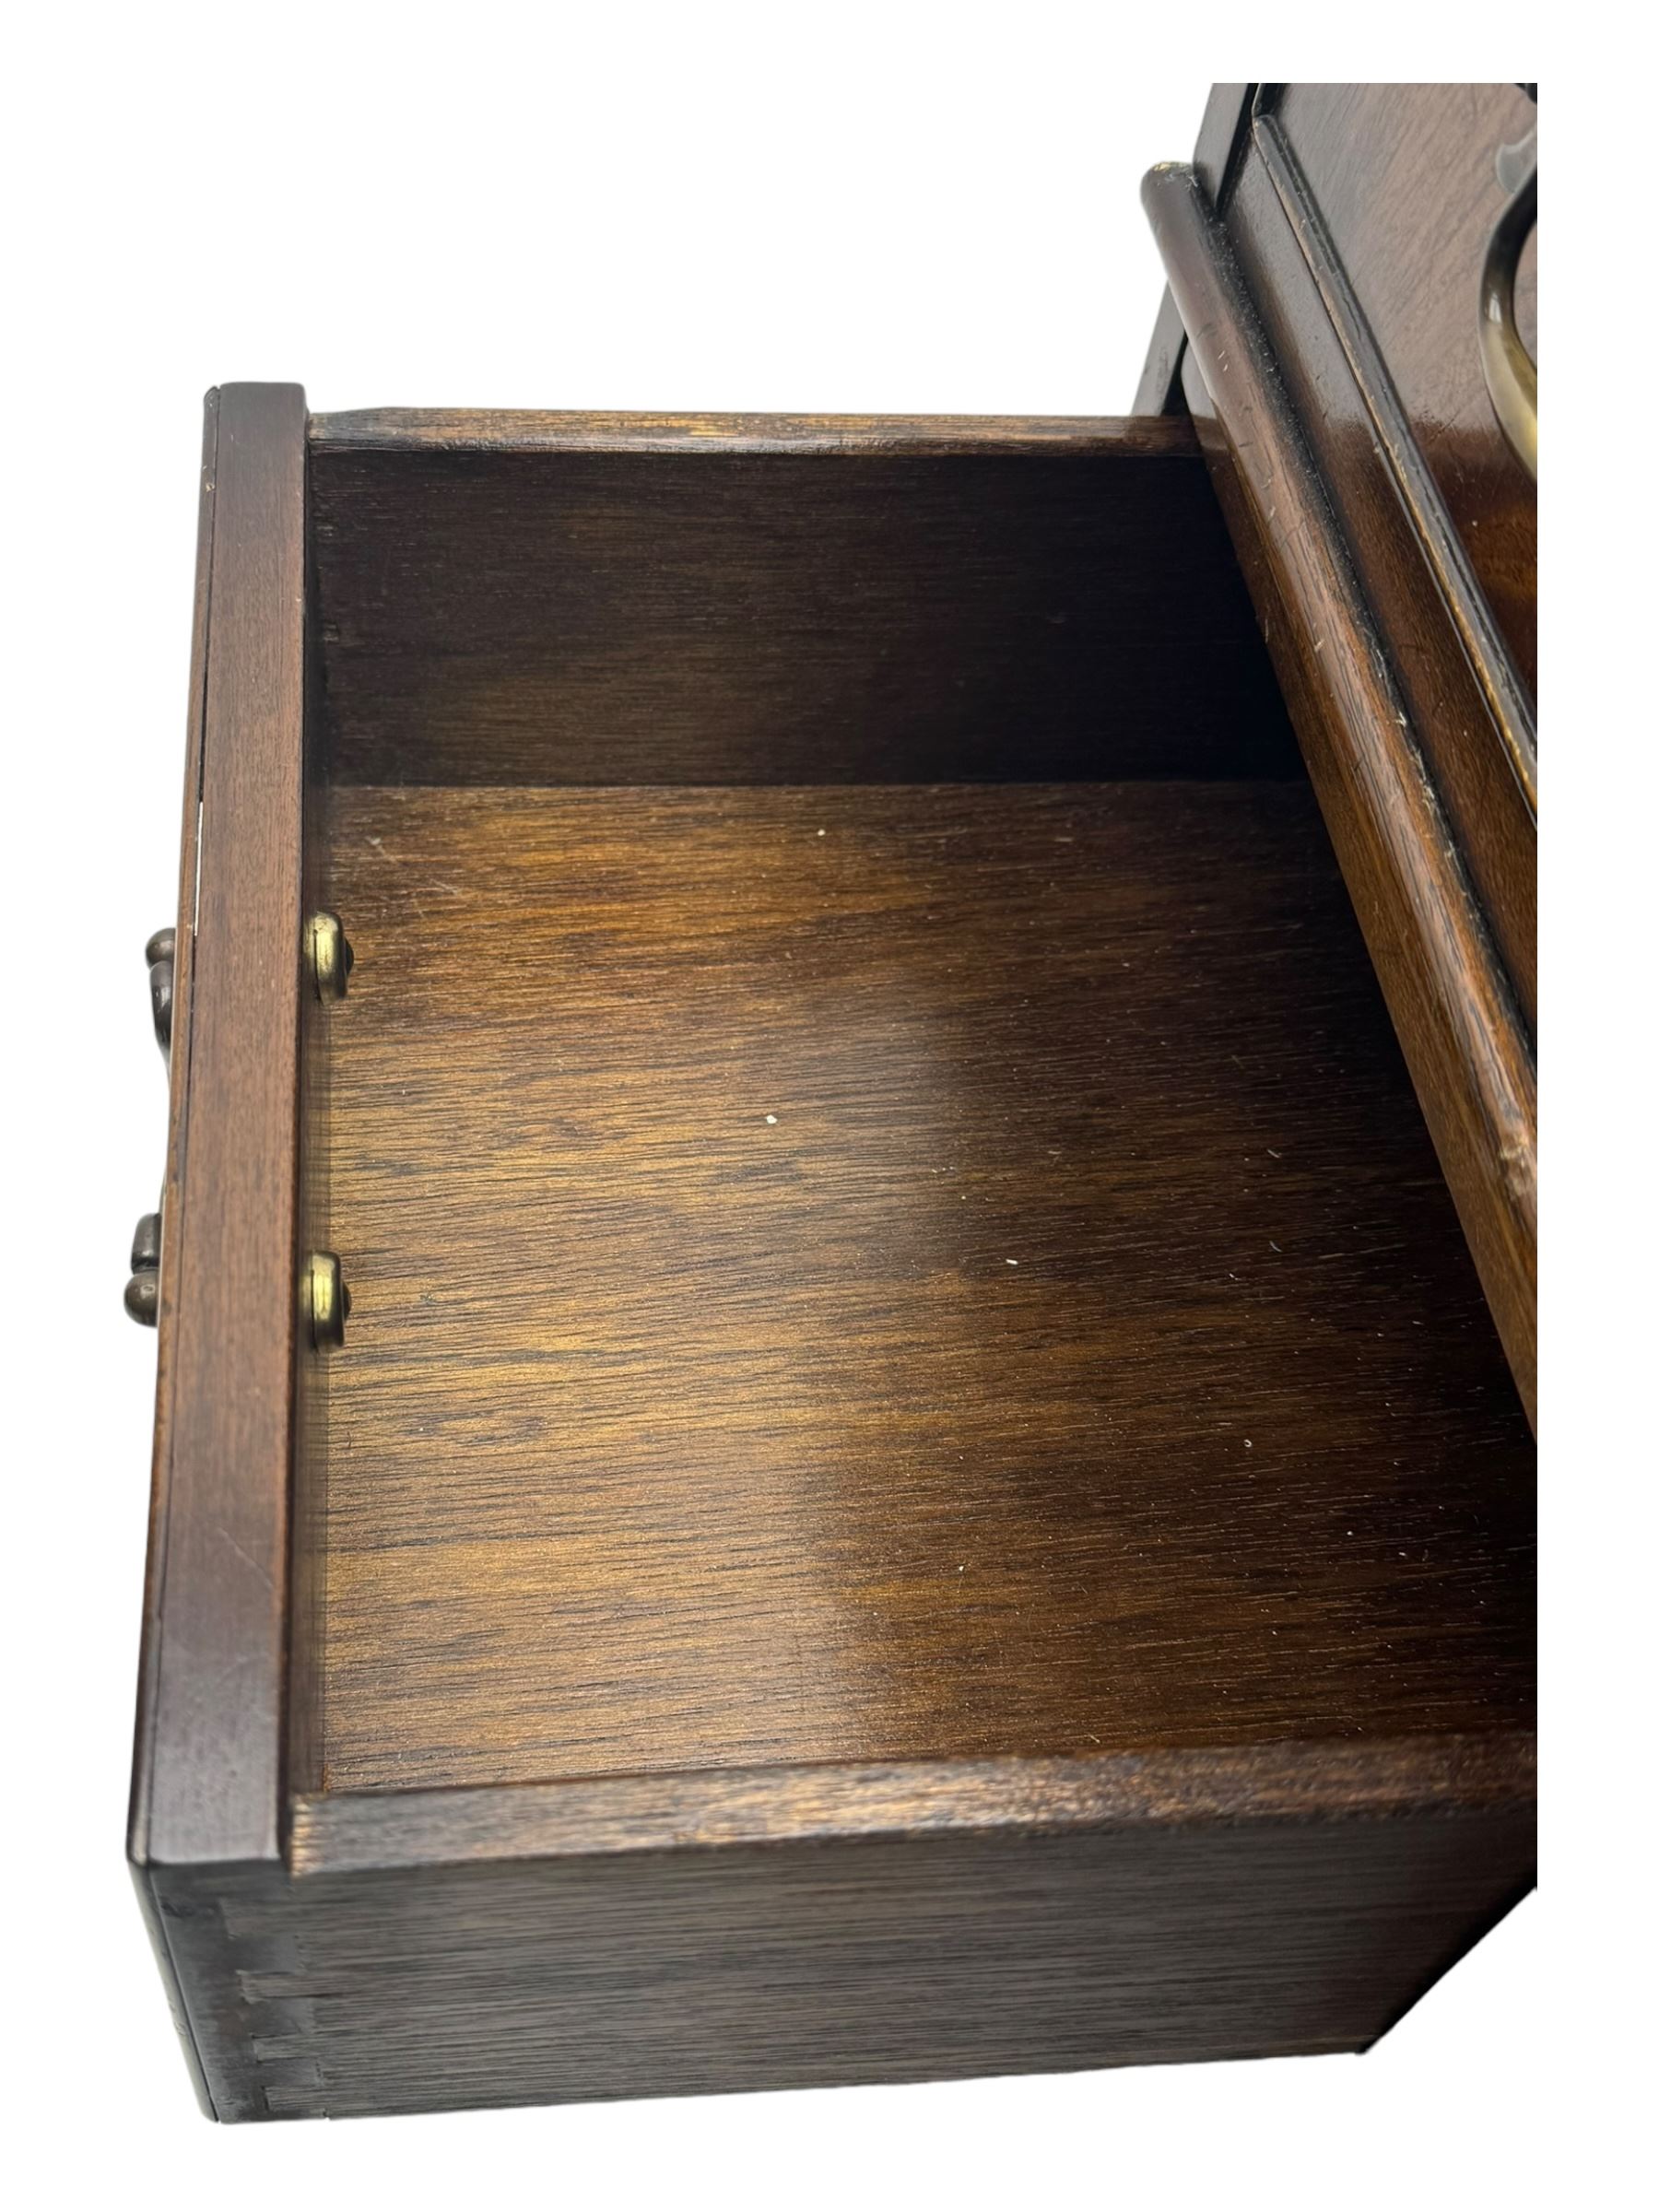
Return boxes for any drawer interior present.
[293,423,1533,1800]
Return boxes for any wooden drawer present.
[130,387,1534,2122]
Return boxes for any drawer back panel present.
[307,421,1299,785]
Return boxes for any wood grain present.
[133,390,1535,2124]
[1225,95,1536,1025]
[307,430,1300,786]
[154,1772,1535,2119]
[1274,83,1536,697]
[130,384,307,1871]
[311,409,1195,456]
[307,779,1530,1794]
[1132,288,1190,415]
[128,389,226,2121]
[1146,164,1536,1426]
[289,1733,1536,1875]
[130,390,218,1873]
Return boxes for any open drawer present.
[130,387,1534,2122]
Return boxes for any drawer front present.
[1270,82,1537,696]
[1144,86,1536,1421]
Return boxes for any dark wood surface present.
[1131,288,1190,416]
[153,1751,1532,2119]
[1273,83,1536,695]
[133,395,1535,2122]
[307,418,1300,786]
[308,778,1529,1794]
[1138,87,1535,1037]
[288,481,343,1803]
[1228,94,1535,1026]
[1134,85,1255,412]
[130,384,308,1872]
[130,390,218,1865]
[312,409,1192,454]
[128,390,229,2121]
[289,1733,1535,1874]
[1145,164,1536,1425]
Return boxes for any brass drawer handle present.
[1478,124,1537,481]
[147,925,175,1056]
[124,1210,161,1326]
[127,916,357,1329]
[126,925,174,1325]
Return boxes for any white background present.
[4,8,1643,2208]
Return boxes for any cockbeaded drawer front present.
[1143,84,1536,1424]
